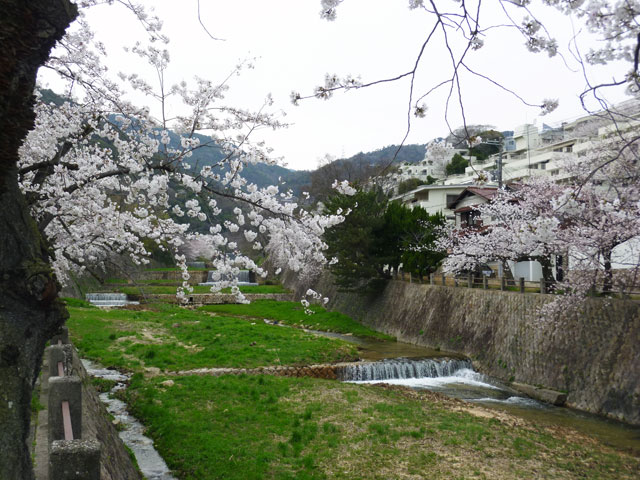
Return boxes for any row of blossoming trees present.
[25,0,640,313]
[440,121,640,312]
[314,0,640,313]
[20,2,358,305]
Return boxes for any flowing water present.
[85,292,139,307]
[311,332,640,456]
[82,360,177,480]
[200,269,258,286]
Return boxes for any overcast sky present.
[44,0,631,171]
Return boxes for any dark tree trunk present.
[537,255,556,284]
[0,2,76,478]
[602,249,613,293]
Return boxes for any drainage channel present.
[81,359,177,480]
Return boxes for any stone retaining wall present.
[34,340,141,480]
[135,270,209,283]
[172,363,345,380]
[285,272,640,425]
[139,292,295,305]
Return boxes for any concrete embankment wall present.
[34,344,141,479]
[287,273,640,425]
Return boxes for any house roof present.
[449,186,498,210]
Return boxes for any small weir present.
[85,292,139,307]
[340,358,472,382]
[200,269,258,286]
[82,360,177,480]
[342,356,640,454]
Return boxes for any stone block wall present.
[140,292,295,305]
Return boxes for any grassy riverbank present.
[66,299,640,479]
[199,300,393,341]
[123,374,639,480]
[66,302,359,371]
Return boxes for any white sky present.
[44,0,631,171]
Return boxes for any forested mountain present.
[338,144,427,166]
[39,89,427,200]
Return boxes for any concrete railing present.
[46,326,100,480]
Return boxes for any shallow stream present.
[82,359,177,480]
[312,330,640,456]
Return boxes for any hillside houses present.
[392,101,640,282]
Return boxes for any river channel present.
[83,328,639,478]
[309,329,640,456]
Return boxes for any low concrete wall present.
[35,345,142,480]
[138,292,295,305]
[289,274,640,425]
[135,270,209,283]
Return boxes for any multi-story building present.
[393,101,640,281]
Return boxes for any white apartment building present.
[391,184,469,220]
[442,101,640,186]
[396,145,473,185]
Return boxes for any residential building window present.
[460,210,482,228]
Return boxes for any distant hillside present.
[301,143,427,201]
[37,89,426,199]
[338,144,427,167]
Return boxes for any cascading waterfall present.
[236,270,251,283]
[339,358,472,382]
[200,269,258,286]
[85,293,136,307]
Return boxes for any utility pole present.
[484,139,504,188]
[497,149,503,189]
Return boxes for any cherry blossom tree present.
[440,126,640,313]
[311,0,640,316]
[441,177,565,283]
[20,1,351,304]
[305,1,640,161]
[0,2,77,478]
[3,3,349,473]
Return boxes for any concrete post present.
[409,272,412,284]
[483,276,488,290]
[519,277,525,294]
[539,278,546,294]
[442,274,446,286]
[430,273,434,285]
[501,276,506,291]
[49,439,100,480]
[48,376,82,443]
[47,345,72,377]
[467,272,473,289]
[51,326,69,345]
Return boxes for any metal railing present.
[399,272,640,298]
